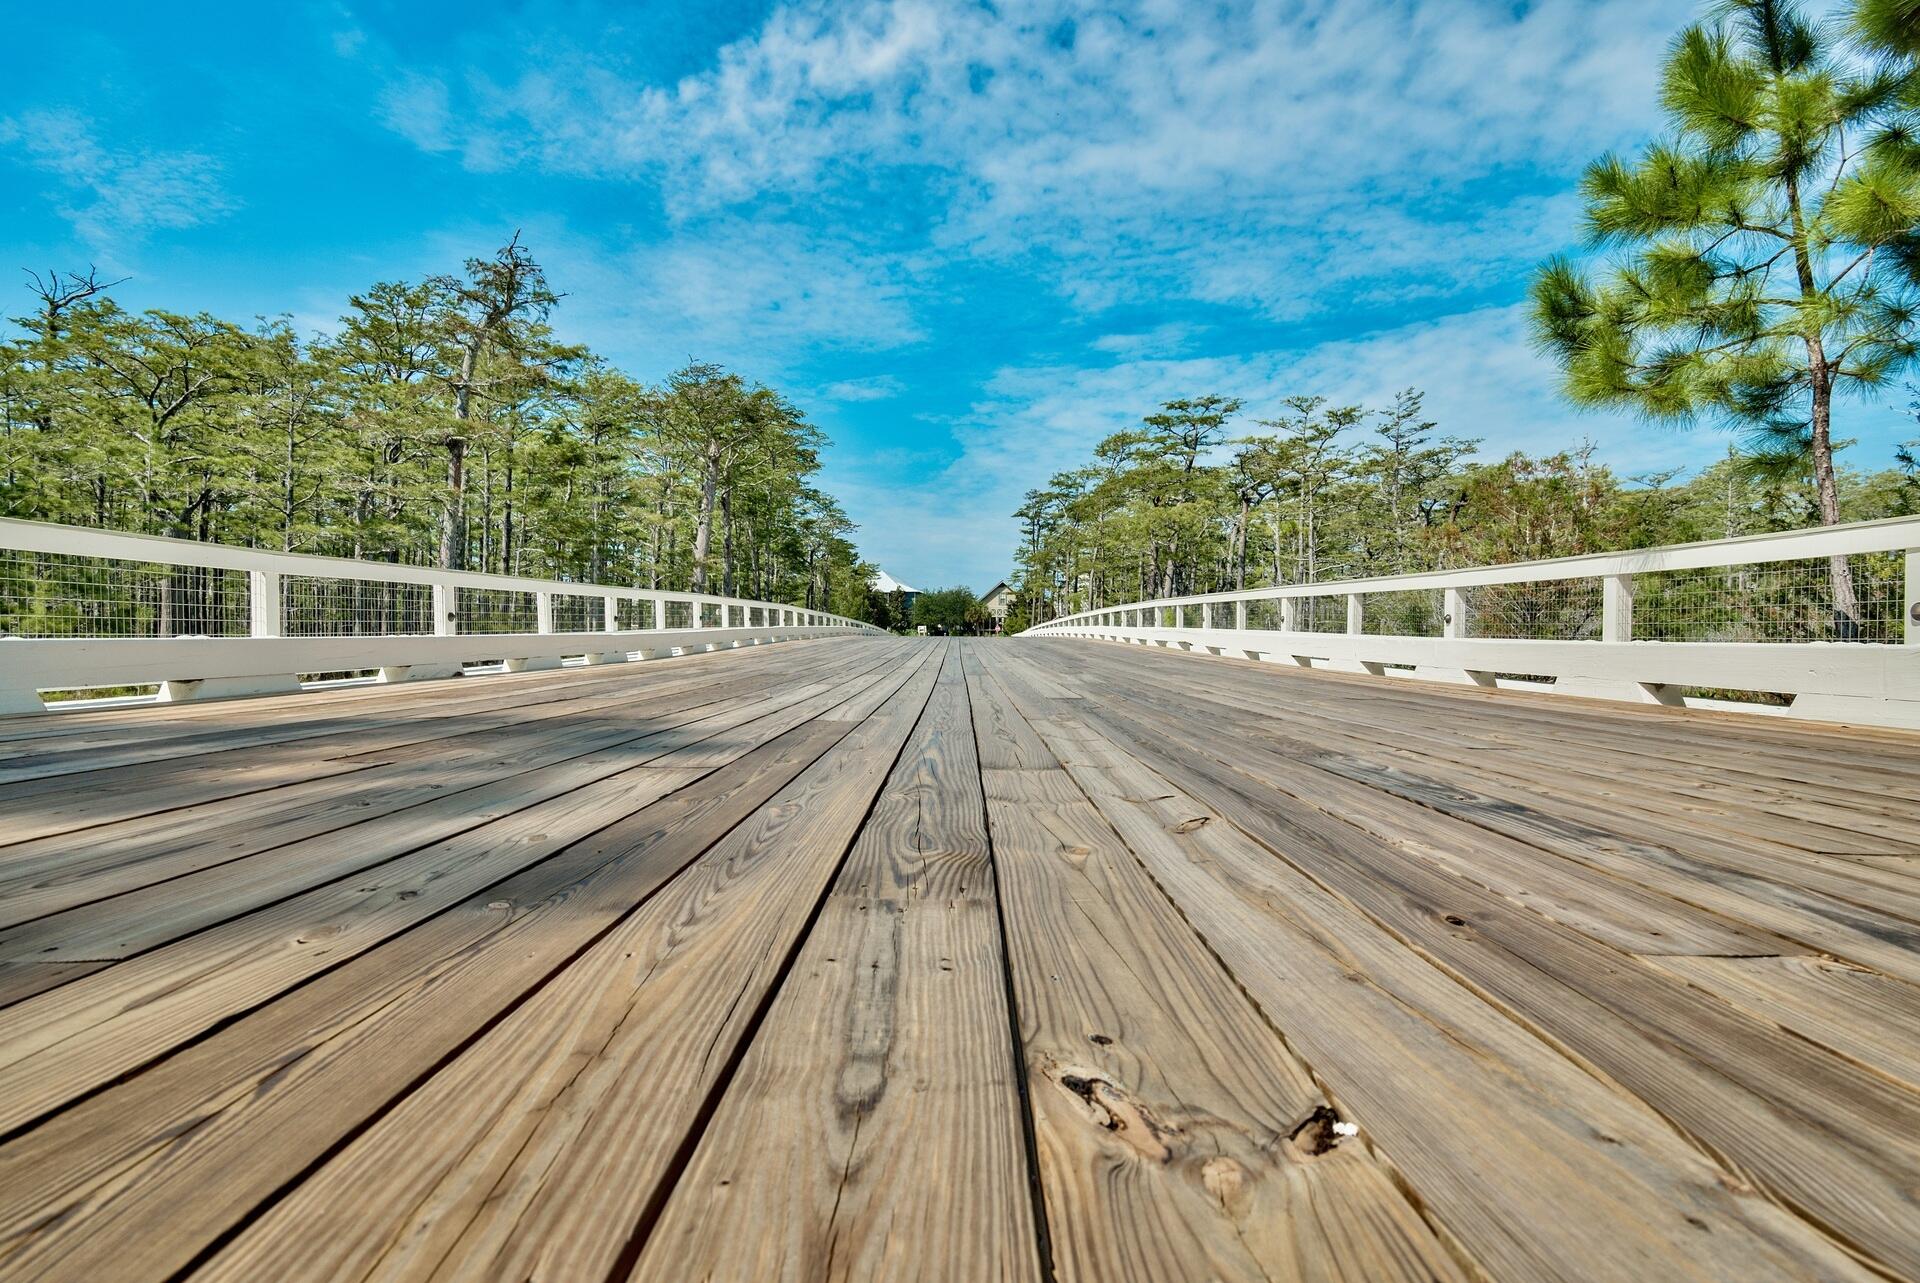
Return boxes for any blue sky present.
[4,0,1915,592]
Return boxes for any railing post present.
[1905,550,1918,645]
[1602,574,1634,643]
[603,595,619,633]
[1281,597,1300,632]
[1346,593,1363,634]
[1234,600,1247,630]
[535,591,554,634]
[1443,586,1468,639]
[249,570,281,638]
[434,583,458,636]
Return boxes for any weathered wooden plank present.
[1026,657,1796,958]
[1056,642,1920,976]
[1650,954,1920,1095]
[965,646,1466,1283]
[0,636,850,785]
[0,711,891,1283]
[193,643,944,1283]
[986,646,1878,1283]
[0,660,812,929]
[0,647,919,1132]
[0,638,864,845]
[0,644,902,966]
[1022,653,1920,1281]
[1043,637,1920,803]
[631,650,1040,1282]
[1049,639,1920,852]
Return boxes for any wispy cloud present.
[628,220,926,364]
[371,1,1674,320]
[377,74,456,157]
[821,374,907,401]
[0,109,234,251]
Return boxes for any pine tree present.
[1531,0,1920,635]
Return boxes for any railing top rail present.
[1033,513,1920,627]
[0,517,876,630]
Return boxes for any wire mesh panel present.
[1363,588,1444,637]
[0,550,248,638]
[1181,604,1203,628]
[460,588,538,634]
[1299,595,1347,633]
[700,603,723,628]
[1245,599,1282,629]
[665,599,694,629]
[1208,601,1237,629]
[615,598,655,630]
[1466,579,1601,640]
[283,576,432,637]
[728,605,745,628]
[549,593,599,633]
[1633,553,1904,643]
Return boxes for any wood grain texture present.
[194,647,942,1283]
[0,646,912,1134]
[0,635,1917,1282]
[985,645,1879,1283]
[966,647,1466,1283]
[0,716,869,1283]
[632,648,1040,1283]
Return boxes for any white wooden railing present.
[1022,515,1920,729]
[0,517,881,714]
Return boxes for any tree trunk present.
[690,449,720,593]
[440,438,466,570]
[1783,148,1861,639]
[1807,360,1861,638]
[1233,499,1251,590]
[721,489,735,598]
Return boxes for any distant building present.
[981,580,1014,632]
[869,569,920,615]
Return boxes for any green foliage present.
[1853,0,1920,61]
[1009,388,1919,629]
[0,245,874,616]
[910,586,985,634]
[1530,0,1920,634]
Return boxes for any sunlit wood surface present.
[1,635,1917,1282]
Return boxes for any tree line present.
[0,236,877,616]
[1010,387,1918,632]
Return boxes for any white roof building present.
[870,569,920,595]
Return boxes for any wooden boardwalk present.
[1,635,1918,1281]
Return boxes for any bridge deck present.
[1,636,1917,1282]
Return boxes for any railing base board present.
[379,663,462,684]
[1550,676,1674,705]
[1788,693,1920,730]
[161,674,303,703]
[503,656,564,673]
[0,690,47,716]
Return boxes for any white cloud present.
[1090,323,1202,359]
[627,220,925,364]
[374,1,1676,316]
[378,74,456,156]
[821,374,907,401]
[0,109,234,250]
